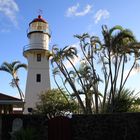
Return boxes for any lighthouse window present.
[37,54,41,61]
[36,74,41,82]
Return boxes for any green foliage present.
[11,127,39,140]
[105,88,140,113]
[129,97,140,112]
[35,89,78,118]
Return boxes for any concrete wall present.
[1,113,140,140]
[24,51,50,113]
[24,28,50,113]
[72,113,140,140]
[0,117,1,140]
[1,114,48,140]
[28,32,49,50]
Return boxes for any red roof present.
[29,15,47,25]
[0,93,21,101]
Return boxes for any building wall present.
[28,32,49,50]
[24,30,50,113]
[24,52,50,113]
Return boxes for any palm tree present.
[74,33,102,114]
[47,25,140,114]
[47,46,87,114]
[0,61,27,101]
[100,25,140,112]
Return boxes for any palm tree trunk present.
[13,77,24,101]
[55,61,87,114]
[53,74,70,104]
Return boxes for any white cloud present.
[66,3,92,17]
[65,56,80,69]
[66,3,79,17]
[94,9,110,24]
[0,0,19,27]
[124,68,140,78]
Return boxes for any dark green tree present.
[35,89,78,118]
[100,25,140,112]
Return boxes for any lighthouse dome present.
[23,15,50,55]
[29,15,47,25]
[27,15,50,36]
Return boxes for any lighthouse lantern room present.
[23,15,51,113]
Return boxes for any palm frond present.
[74,33,90,41]
[0,66,11,73]
[11,61,20,67]
[53,67,60,75]
[0,62,13,74]
[15,64,27,71]
[109,25,123,35]
[68,70,77,77]
[46,51,53,59]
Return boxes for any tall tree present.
[100,25,140,112]
[47,25,140,114]
[0,61,27,100]
[48,46,87,114]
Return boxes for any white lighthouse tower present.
[23,15,50,113]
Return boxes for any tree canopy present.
[35,89,78,118]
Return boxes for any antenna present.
[38,9,43,15]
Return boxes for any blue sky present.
[0,0,140,98]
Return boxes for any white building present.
[23,15,51,113]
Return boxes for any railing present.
[23,43,48,52]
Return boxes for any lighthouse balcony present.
[23,43,49,56]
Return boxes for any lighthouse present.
[23,15,50,113]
